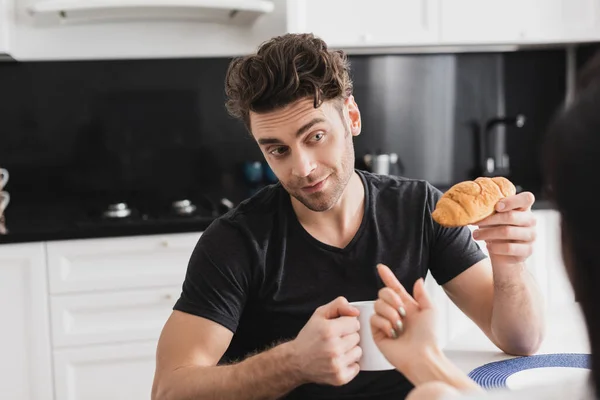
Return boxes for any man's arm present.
[152,297,362,400]
[442,192,545,356]
[443,258,545,355]
[151,311,305,400]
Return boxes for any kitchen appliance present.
[363,152,404,176]
[171,199,197,216]
[103,202,132,219]
[0,191,9,214]
[470,114,526,178]
[0,168,8,190]
[78,194,235,229]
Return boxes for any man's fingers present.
[339,345,363,368]
[319,296,360,319]
[473,225,536,242]
[337,361,360,386]
[339,332,360,353]
[328,316,361,337]
[476,210,536,227]
[495,192,535,212]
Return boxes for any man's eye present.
[313,132,324,141]
[270,147,288,156]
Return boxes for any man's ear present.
[345,96,361,137]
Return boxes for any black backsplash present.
[0,48,570,207]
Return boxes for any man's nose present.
[291,151,316,178]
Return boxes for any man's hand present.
[289,296,362,386]
[473,191,537,267]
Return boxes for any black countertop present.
[0,198,220,244]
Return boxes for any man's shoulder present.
[360,170,440,203]
[204,183,286,240]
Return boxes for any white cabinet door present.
[287,0,439,48]
[0,243,53,400]
[0,0,11,55]
[13,0,286,60]
[46,232,200,294]
[558,0,600,42]
[54,341,157,400]
[516,0,600,43]
[441,0,600,45]
[440,0,526,44]
[0,0,6,54]
[50,286,181,347]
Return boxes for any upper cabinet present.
[287,0,439,48]
[6,0,600,60]
[440,0,600,46]
[288,0,600,52]
[0,0,12,57]
[13,0,286,60]
[440,0,525,45]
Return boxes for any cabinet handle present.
[162,294,173,301]
[160,240,170,248]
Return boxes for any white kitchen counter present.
[443,302,590,388]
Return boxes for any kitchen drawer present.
[54,341,156,400]
[46,232,201,294]
[50,287,180,348]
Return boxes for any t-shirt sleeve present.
[173,218,253,333]
[425,182,488,285]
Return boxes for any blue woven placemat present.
[468,353,591,389]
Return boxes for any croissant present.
[432,177,516,227]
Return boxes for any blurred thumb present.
[413,279,433,309]
[320,296,360,319]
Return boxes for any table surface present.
[443,302,590,375]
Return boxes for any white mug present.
[349,300,395,371]
[0,191,9,213]
[0,168,8,190]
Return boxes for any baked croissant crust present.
[432,177,516,227]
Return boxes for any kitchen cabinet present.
[45,232,201,399]
[0,0,6,54]
[0,0,12,57]
[12,0,286,60]
[440,0,600,46]
[46,233,199,294]
[53,342,158,400]
[287,0,439,48]
[0,242,54,400]
[556,0,600,42]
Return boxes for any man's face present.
[250,97,361,212]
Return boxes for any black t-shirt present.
[174,170,487,400]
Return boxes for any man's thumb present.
[321,296,360,319]
[413,279,432,309]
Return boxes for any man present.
[151,33,545,400]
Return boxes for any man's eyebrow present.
[257,118,326,146]
[296,118,326,137]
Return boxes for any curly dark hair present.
[224,33,354,130]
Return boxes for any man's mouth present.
[301,176,329,194]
